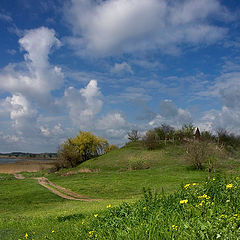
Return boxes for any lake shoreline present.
[0,159,56,173]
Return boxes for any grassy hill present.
[45,142,209,199]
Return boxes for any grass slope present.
[1,142,240,239]
[46,143,209,199]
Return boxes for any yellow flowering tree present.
[71,131,109,161]
[57,131,109,168]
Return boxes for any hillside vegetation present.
[1,133,240,239]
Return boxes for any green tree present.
[57,139,82,168]
[71,131,109,161]
[57,131,109,169]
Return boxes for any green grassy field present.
[0,142,240,239]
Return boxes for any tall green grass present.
[2,176,240,239]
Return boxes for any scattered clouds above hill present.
[65,0,230,56]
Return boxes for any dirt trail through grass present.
[35,177,99,201]
[13,173,99,201]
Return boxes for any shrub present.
[127,156,150,170]
[142,130,160,150]
[185,141,207,170]
[185,140,225,174]
[105,144,118,153]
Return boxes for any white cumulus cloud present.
[61,80,103,129]
[65,0,229,56]
[0,27,63,107]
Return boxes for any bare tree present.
[128,130,141,142]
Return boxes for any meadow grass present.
[1,143,240,239]
[1,176,240,239]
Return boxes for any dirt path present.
[13,173,25,179]
[34,177,100,201]
[13,173,99,201]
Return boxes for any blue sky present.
[0,0,240,152]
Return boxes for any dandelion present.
[52,230,55,233]
[192,183,198,186]
[94,214,98,218]
[25,233,28,239]
[213,178,216,181]
[198,194,210,199]
[89,231,94,237]
[180,199,188,204]
[107,204,112,208]
[172,225,178,230]
[184,184,190,189]
[226,184,233,189]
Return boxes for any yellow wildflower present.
[184,184,191,189]
[180,199,188,204]
[213,178,216,181]
[107,204,112,208]
[25,233,28,239]
[143,207,147,210]
[52,230,55,233]
[226,184,233,189]
[89,231,94,236]
[192,183,198,186]
[172,225,178,230]
[199,200,204,206]
[82,220,85,224]
[94,214,98,218]
[198,194,210,199]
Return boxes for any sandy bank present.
[0,160,56,173]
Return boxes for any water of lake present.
[0,158,24,164]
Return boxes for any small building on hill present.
[194,127,201,140]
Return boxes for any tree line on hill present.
[128,124,240,177]
[128,124,240,152]
[56,124,240,172]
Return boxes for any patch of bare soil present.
[61,168,100,176]
[13,173,25,179]
[35,177,100,201]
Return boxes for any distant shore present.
[0,159,56,173]
[0,155,56,160]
